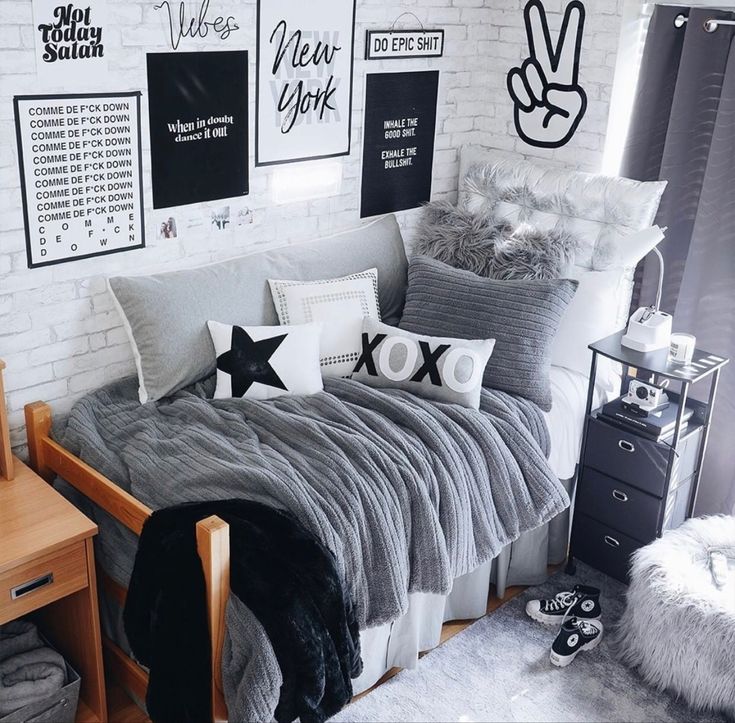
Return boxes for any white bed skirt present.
[95,476,574,701]
[353,477,573,694]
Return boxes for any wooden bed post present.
[0,360,14,480]
[23,399,231,722]
[25,401,53,481]
[196,515,231,723]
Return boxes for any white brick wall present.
[0,0,632,453]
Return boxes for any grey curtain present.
[622,4,735,515]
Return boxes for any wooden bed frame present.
[24,401,230,722]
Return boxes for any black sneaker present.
[550,616,604,667]
[525,584,601,625]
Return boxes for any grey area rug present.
[333,563,724,723]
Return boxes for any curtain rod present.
[674,13,735,32]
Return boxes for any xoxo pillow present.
[351,318,495,409]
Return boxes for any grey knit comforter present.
[59,375,568,718]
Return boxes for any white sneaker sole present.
[525,605,601,626]
[550,628,604,668]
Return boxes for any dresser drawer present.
[585,417,670,497]
[0,542,87,624]
[571,514,642,583]
[576,467,660,543]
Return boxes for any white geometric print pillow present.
[268,269,381,378]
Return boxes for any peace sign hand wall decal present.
[507,0,587,149]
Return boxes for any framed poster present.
[147,51,249,209]
[14,92,144,268]
[360,71,439,219]
[256,0,356,166]
[33,0,108,85]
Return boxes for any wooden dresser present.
[0,360,107,722]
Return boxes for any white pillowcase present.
[591,225,665,271]
[207,321,323,400]
[268,269,381,378]
[551,267,624,382]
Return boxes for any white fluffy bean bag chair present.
[617,515,735,718]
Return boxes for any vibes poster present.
[147,51,249,209]
[256,0,356,166]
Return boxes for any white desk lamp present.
[622,239,673,352]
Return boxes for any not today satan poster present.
[33,0,108,84]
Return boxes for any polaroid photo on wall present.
[156,217,177,239]
[211,206,231,230]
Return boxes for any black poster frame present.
[14,91,146,269]
[255,0,357,167]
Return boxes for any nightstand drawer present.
[585,417,669,496]
[571,513,642,583]
[576,467,660,543]
[0,542,87,623]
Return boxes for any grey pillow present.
[109,215,407,403]
[352,318,495,409]
[413,200,579,280]
[399,256,578,410]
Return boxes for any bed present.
[22,150,665,721]
[26,364,605,714]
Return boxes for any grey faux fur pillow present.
[413,200,579,281]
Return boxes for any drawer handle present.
[11,573,54,600]
[618,439,635,453]
[604,535,620,548]
[612,489,629,502]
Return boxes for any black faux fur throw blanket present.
[123,499,362,723]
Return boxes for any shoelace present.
[543,591,579,612]
[572,618,599,637]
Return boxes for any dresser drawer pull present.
[604,535,620,548]
[612,489,629,502]
[11,573,54,600]
[618,439,635,453]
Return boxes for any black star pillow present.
[207,321,324,400]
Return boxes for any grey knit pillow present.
[413,200,579,280]
[399,256,578,410]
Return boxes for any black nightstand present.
[567,330,729,583]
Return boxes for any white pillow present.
[551,267,624,380]
[268,269,381,378]
[592,225,665,271]
[207,321,323,400]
